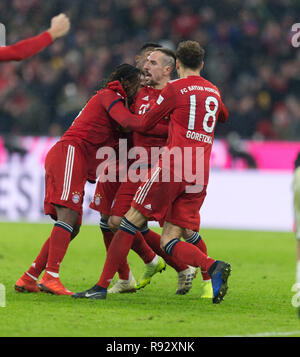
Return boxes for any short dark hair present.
[154,47,176,72]
[139,42,162,54]
[176,40,205,70]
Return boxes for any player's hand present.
[48,13,70,40]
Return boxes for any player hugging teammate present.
[72,40,231,304]
[16,40,231,304]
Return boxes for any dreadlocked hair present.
[101,63,141,89]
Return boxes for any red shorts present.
[110,164,155,217]
[110,180,140,217]
[44,141,87,225]
[131,163,207,232]
[90,179,121,216]
[90,165,150,218]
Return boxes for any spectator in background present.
[0,12,70,153]
[0,13,70,62]
[0,0,299,140]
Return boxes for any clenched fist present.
[48,13,70,40]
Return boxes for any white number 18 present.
[188,95,219,133]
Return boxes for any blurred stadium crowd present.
[0,0,299,140]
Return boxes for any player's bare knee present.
[163,221,183,239]
[124,207,147,228]
[183,228,194,239]
[108,216,122,232]
[55,205,78,227]
[160,238,166,251]
[160,222,183,252]
[160,235,171,251]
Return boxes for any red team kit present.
[44,75,228,232]
[0,31,53,61]
[90,84,168,219]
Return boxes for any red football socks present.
[46,223,72,274]
[185,232,211,280]
[101,229,130,280]
[131,231,156,264]
[168,240,215,273]
[142,229,188,272]
[97,229,135,289]
[195,238,211,280]
[27,237,50,279]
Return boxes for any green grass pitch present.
[0,222,299,337]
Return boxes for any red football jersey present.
[132,86,169,152]
[0,32,53,61]
[123,75,229,185]
[60,81,130,182]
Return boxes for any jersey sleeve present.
[103,85,174,133]
[100,89,139,130]
[101,89,126,114]
[108,99,143,131]
[143,120,169,137]
[0,31,53,62]
[217,101,229,123]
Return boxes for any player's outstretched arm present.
[108,99,167,133]
[145,121,169,137]
[108,100,147,131]
[109,85,174,133]
[0,13,70,62]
